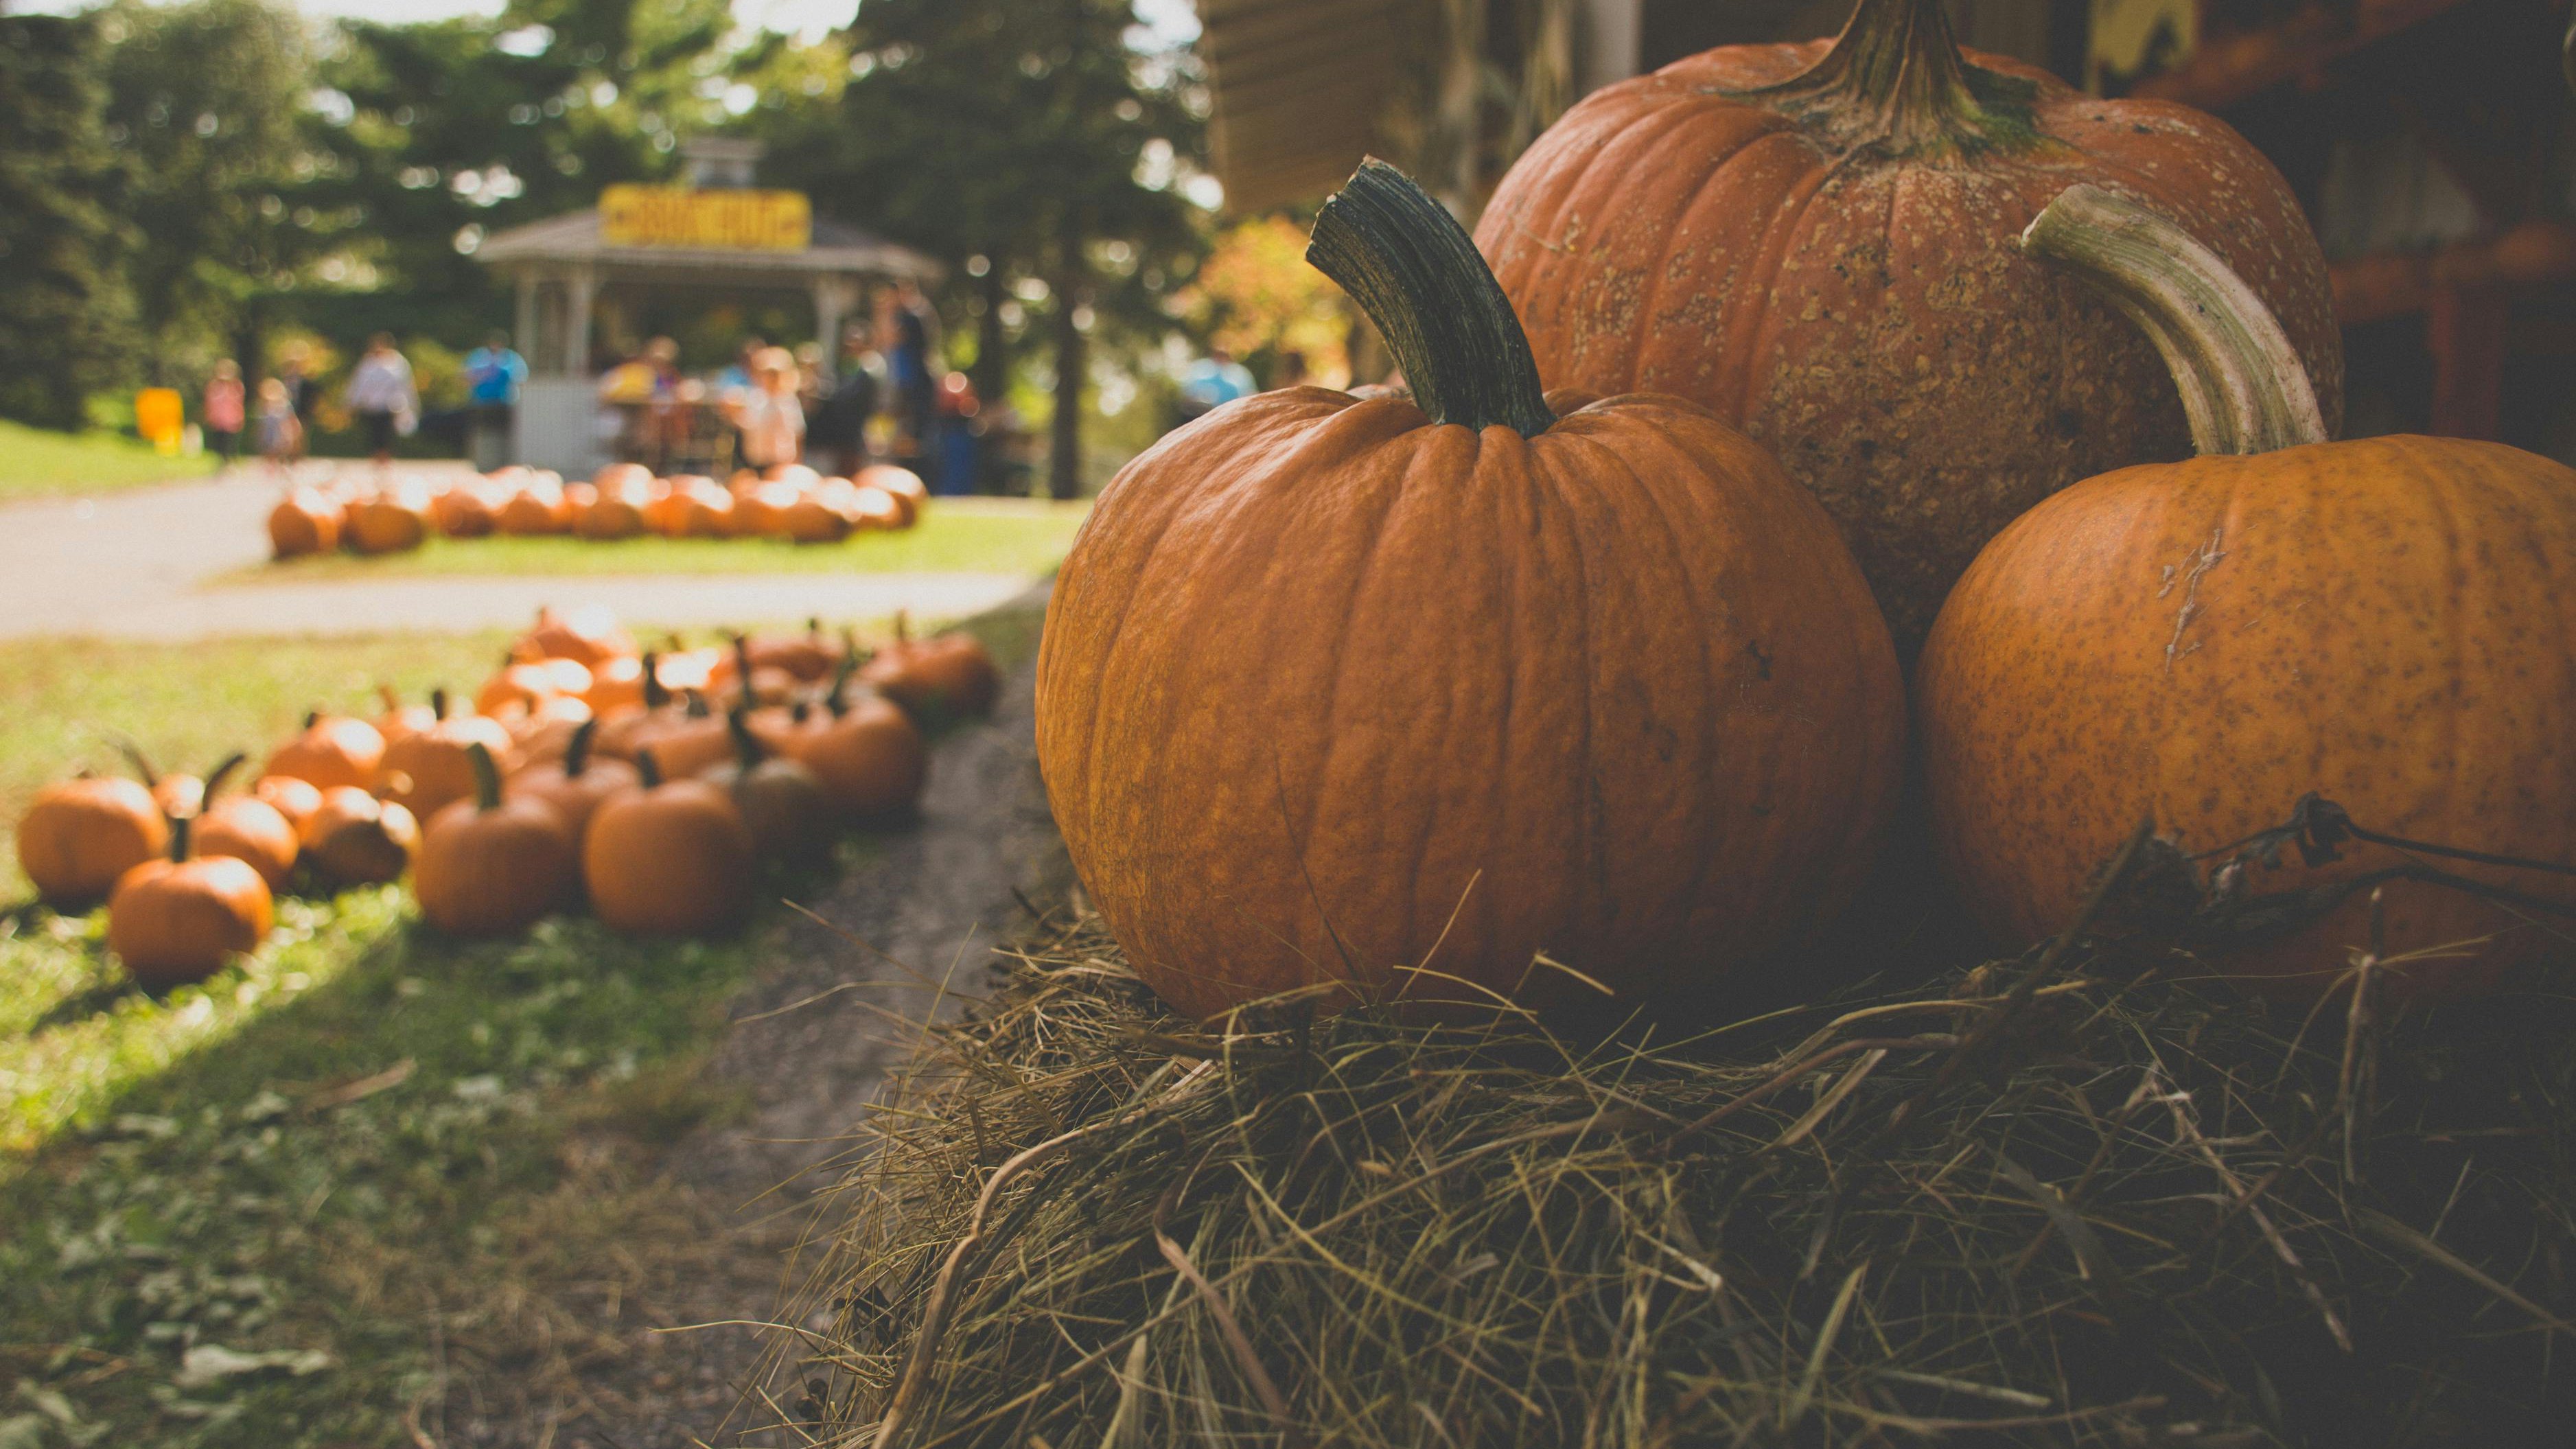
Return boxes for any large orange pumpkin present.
[583,750,756,936]
[1474,0,2342,649]
[1918,185,2576,1001]
[1036,161,1904,1021]
[107,763,275,989]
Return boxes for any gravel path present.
[0,464,1030,639]
[454,590,1072,1449]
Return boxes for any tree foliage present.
[0,14,137,430]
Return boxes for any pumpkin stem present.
[1306,160,1555,439]
[113,736,161,787]
[378,684,401,717]
[2019,185,2328,455]
[642,651,670,710]
[201,752,246,804]
[564,717,597,778]
[636,747,664,789]
[733,634,757,698]
[303,709,320,730]
[727,708,765,767]
[1737,0,2039,157]
[466,741,503,811]
[168,810,193,863]
[431,687,451,721]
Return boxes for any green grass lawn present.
[226,496,1091,583]
[0,606,1042,1445]
[0,419,211,502]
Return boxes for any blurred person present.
[1177,347,1255,425]
[716,336,765,395]
[597,338,677,466]
[462,330,528,470]
[276,345,316,463]
[345,333,417,468]
[722,346,805,471]
[876,283,938,468]
[202,360,245,471]
[809,326,884,478]
[935,371,980,496]
[1273,349,1311,390]
[254,377,303,481]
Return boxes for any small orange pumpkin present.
[348,485,432,555]
[861,613,1001,721]
[416,743,578,936]
[704,710,836,862]
[268,487,343,558]
[301,787,419,888]
[378,689,517,820]
[856,465,927,527]
[507,719,640,841]
[17,773,167,909]
[108,761,275,988]
[193,754,300,892]
[266,710,387,791]
[251,774,324,836]
[583,750,756,935]
[790,680,928,820]
[516,605,636,669]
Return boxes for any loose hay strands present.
[763,851,2576,1446]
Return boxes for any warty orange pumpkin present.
[1036,161,1904,1022]
[1473,0,2341,651]
[1918,185,2576,1001]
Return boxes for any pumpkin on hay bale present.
[773,814,2576,1447]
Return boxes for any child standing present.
[255,377,303,482]
[203,360,246,471]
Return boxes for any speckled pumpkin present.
[1918,186,2576,1000]
[1037,163,1904,1021]
[1474,0,2342,650]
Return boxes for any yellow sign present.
[599,185,811,251]
[135,388,185,454]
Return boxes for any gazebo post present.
[813,275,859,373]
[513,271,539,372]
[564,264,599,375]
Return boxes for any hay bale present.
[771,903,2576,1448]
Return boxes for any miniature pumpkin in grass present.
[1474,0,2341,652]
[861,613,1000,721]
[476,653,592,718]
[739,618,838,682]
[1918,186,2576,1002]
[374,685,438,747]
[301,787,418,888]
[434,478,502,537]
[847,485,905,533]
[251,774,323,836]
[582,651,655,719]
[115,741,202,818]
[704,710,836,863]
[108,761,274,988]
[780,493,853,544]
[1037,161,1905,1021]
[857,465,927,527]
[378,689,516,821]
[495,478,568,535]
[416,743,577,936]
[17,774,167,909]
[507,719,638,841]
[265,710,386,791]
[268,487,343,558]
[583,750,756,935]
[192,754,300,892]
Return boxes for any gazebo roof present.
[477,208,942,281]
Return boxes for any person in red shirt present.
[203,360,246,470]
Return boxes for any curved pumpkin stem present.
[636,747,664,789]
[564,717,598,779]
[642,651,670,710]
[466,742,504,812]
[2019,185,2328,456]
[1739,0,2039,157]
[200,752,246,806]
[727,708,765,767]
[431,687,452,721]
[112,734,161,788]
[167,811,194,864]
[1306,159,1555,439]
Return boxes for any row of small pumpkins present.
[16,606,1001,987]
[268,461,930,559]
[1034,0,2576,1021]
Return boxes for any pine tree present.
[0,14,137,430]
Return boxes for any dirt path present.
[454,588,1070,1448]
[0,464,1029,639]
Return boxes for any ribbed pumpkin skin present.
[1474,38,2341,649]
[1036,389,1905,1021]
[1918,437,2576,999]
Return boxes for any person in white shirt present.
[345,333,418,468]
[722,346,806,471]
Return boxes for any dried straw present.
[758,832,2576,1448]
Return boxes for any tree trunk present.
[1047,248,1085,502]
[973,263,1009,413]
